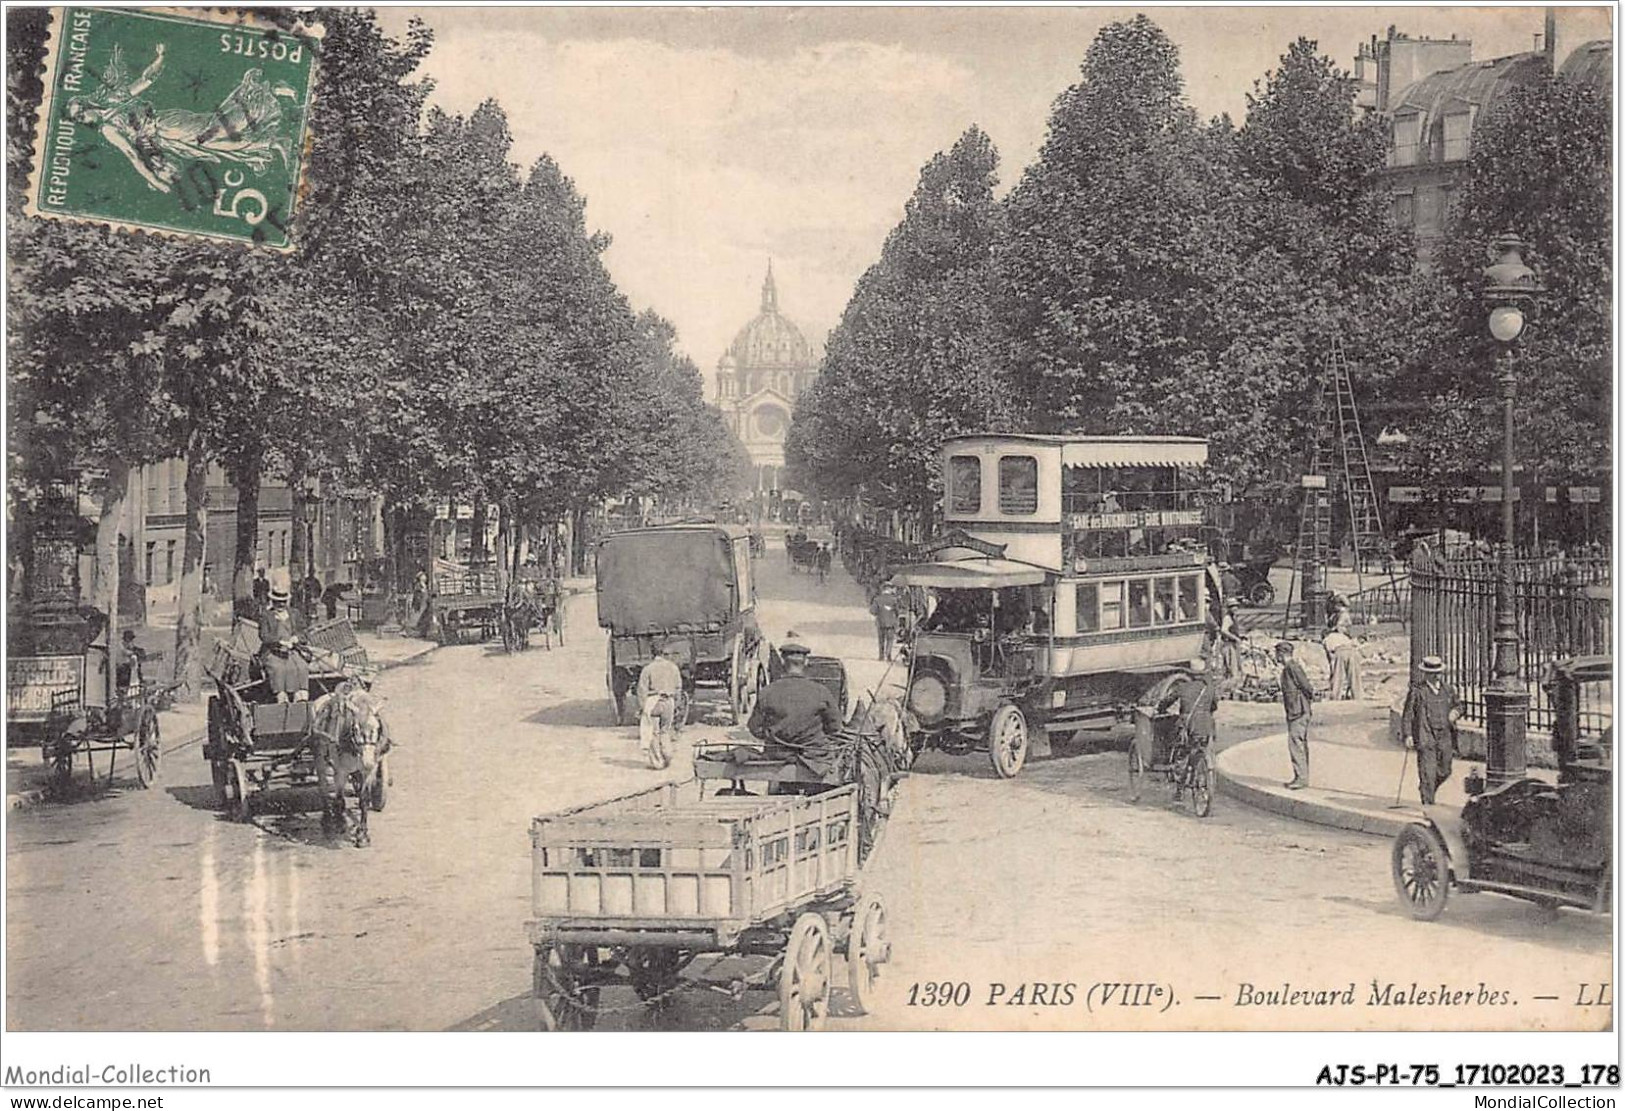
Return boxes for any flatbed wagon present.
[431,565,504,645]
[525,738,899,1030]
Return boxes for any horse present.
[310,678,392,847]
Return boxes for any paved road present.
[5,547,1609,1032]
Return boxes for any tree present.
[1429,70,1612,485]
[999,17,1232,438]
[790,126,1010,528]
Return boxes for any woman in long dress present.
[258,575,309,703]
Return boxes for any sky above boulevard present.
[375,5,1613,388]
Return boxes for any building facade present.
[714,265,817,493]
[1361,17,1611,265]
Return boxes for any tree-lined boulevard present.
[7,542,1608,1031]
[4,7,1612,1043]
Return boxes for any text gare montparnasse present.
[1236,981,1515,1007]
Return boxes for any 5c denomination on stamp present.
[25,6,323,251]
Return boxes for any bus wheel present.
[988,704,1028,779]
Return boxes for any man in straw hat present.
[1402,655,1460,804]
[1276,640,1314,789]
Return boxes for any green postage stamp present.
[26,6,322,251]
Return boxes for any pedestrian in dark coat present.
[749,642,844,779]
[1276,640,1314,789]
[1158,657,1218,747]
[870,584,901,661]
[1403,655,1460,804]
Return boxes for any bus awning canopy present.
[889,558,1050,589]
[1061,438,1208,469]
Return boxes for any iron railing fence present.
[1410,556,1612,734]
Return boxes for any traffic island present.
[1213,701,1556,838]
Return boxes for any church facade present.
[714,265,816,492]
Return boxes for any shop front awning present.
[889,558,1050,589]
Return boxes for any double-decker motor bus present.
[894,434,1221,777]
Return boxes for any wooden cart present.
[8,652,165,793]
[431,566,504,645]
[525,744,897,1031]
[597,525,767,727]
[203,618,387,822]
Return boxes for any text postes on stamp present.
[26,6,322,251]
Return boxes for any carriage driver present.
[259,569,311,703]
[748,641,845,781]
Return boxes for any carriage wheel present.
[730,641,761,725]
[369,756,389,811]
[627,948,686,1004]
[134,709,161,789]
[228,761,252,823]
[48,737,75,792]
[1248,581,1276,607]
[1188,747,1214,818]
[846,893,890,1016]
[1127,745,1146,803]
[779,914,832,1031]
[987,704,1028,779]
[533,945,601,1031]
[1392,825,1451,921]
[210,757,230,801]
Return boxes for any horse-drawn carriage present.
[524,722,904,1030]
[203,617,391,844]
[785,532,824,575]
[597,524,768,727]
[502,573,565,653]
[7,645,169,794]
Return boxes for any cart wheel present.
[369,756,388,811]
[134,709,161,789]
[730,640,759,725]
[48,737,74,791]
[1248,581,1276,607]
[1392,824,1451,921]
[780,913,832,1031]
[1128,745,1146,803]
[846,893,890,1016]
[211,757,230,801]
[533,945,601,1031]
[1188,747,1213,818]
[229,761,252,823]
[987,704,1028,779]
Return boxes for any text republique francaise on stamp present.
[26,6,322,251]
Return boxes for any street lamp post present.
[1481,232,1543,787]
[302,481,321,583]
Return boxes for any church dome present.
[726,264,811,370]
